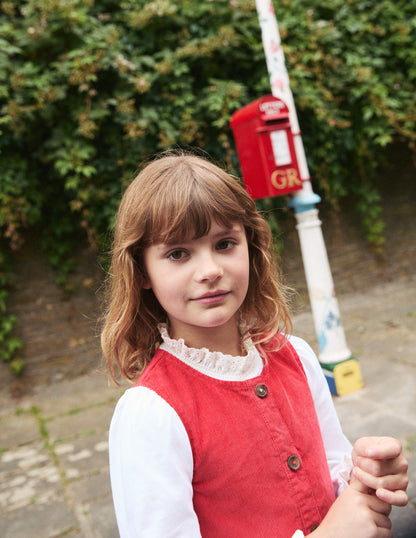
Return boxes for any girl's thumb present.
[349,466,373,494]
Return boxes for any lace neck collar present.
[158,323,263,381]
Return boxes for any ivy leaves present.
[0,0,415,370]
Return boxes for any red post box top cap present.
[230,94,289,127]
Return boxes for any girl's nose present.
[195,253,224,282]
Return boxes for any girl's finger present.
[354,437,402,460]
[367,492,392,516]
[353,465,409,494]
[376,487,409,507]
[371,510,392,530]
[355,454,409,477]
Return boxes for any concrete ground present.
[0,276,415,537]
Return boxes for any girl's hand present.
[309,483,392,538]
[352,436,409,506]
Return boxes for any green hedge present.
[1,0,415,368]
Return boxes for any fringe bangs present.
[143,163,247,246]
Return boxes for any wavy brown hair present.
[101,151,292,382]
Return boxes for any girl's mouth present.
[191,290,230,305]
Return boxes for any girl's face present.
[143,221,250,352]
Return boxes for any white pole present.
[254,0,363,395]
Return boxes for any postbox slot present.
[256,116,290,134]
[263,117,287,124]
[256,124,289,134]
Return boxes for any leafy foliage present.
[0,246,22,363]
[277,0,416,247]
[0,0,415,368]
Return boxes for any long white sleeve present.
[109,386,202,537]
[289,336,353,495]
[109,337,352,536]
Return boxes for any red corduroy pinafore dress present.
[135,340,335,537]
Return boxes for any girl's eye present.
[216,239,235,251]
[167,249,187,261]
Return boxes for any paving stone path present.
[1,277,415,537]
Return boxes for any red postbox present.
[230,94,303,199]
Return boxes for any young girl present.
[102,151,408,537]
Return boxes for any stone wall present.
[1,245,104,394]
